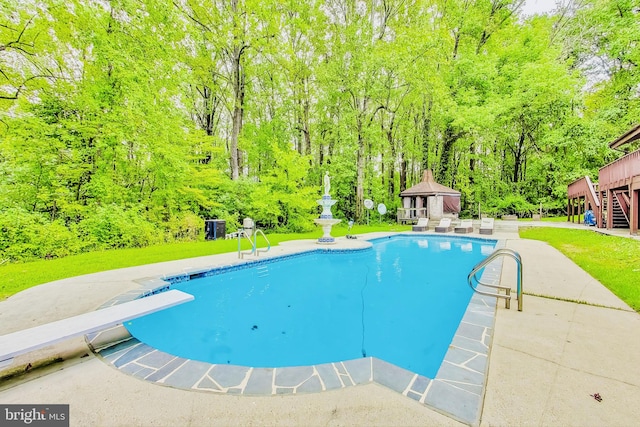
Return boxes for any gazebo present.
[397,169,461,223]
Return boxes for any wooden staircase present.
[611,192,630,228]
[567,175,601,225]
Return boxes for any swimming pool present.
[124,235,496,379]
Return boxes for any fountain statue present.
[314,172,341,244]
[323,171,331,196]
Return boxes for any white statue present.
[323,171,331,196]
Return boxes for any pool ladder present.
[238,229,271,259]
[468,248,523,311]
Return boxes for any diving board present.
[0,289,194,366]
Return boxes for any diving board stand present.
[0,289,194,368]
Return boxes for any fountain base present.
[314,218,341,244]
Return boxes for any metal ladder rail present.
[254,229,271,256]
[238,230,256,259]
[237,229,271,259]
[468,248,523,311]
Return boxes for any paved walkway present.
[1,226,639,426]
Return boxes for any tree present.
[0,0,626,260]
[0,1,62,103]
[563,0,640,140]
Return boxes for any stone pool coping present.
[89,234,505,426]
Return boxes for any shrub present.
[77,205,162,250]
[495,194,536,217]
[164,212,203,241]
[0,209,83,261]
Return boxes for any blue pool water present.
[125,235,495,378]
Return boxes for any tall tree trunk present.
[385,113,396,198]
[439,123,457,182]
[452,31,460,59]
[230,45,244,180]
[228,0,246,180]
[388,127,395,198]
[196,85,218,137]
[302,77,312,156]
[513,129,525,183]
[296,98,311,156]
[422,96,432,170]
[356,117,365,222]
[194,84,220,165]
[318,131,325,166]
[469,142,475,185]
[400,151,407,192]
[302,99,311,156]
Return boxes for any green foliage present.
[0,209,84,261]
[495,194,537,217]
[77,205,162,250]
[0,0,634,262]
[246,145,317,232]
[163,212,203,241]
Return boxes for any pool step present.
[256,265,269,278]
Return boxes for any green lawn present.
[519,227,640,311]
[517,215,567,222]
[0,223,410,300]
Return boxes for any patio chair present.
[454,219,474,234]
[412,217,429,232]
[479,218,494,235]
[434,218,453,233]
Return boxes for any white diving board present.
[0,289,194,367]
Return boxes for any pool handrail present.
[238,230,255,259]
[237,228,271,259]
[468,248,523,311]
[254,229,271,256]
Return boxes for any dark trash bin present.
[205,220,226,240]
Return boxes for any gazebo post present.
[428,195,442,220]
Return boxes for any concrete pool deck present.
[1,226,640,426]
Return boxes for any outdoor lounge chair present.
[454,219,473,234]
[434,218,453,233]
[479,218,494,235]
[412,217,429,232]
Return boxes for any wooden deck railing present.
[599,149,640,191]
[614,191,630,222]
[567,176,600,208]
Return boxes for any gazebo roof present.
[399,169,460,197]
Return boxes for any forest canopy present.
[1,0,638,261]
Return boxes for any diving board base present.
[0,289,193,365]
